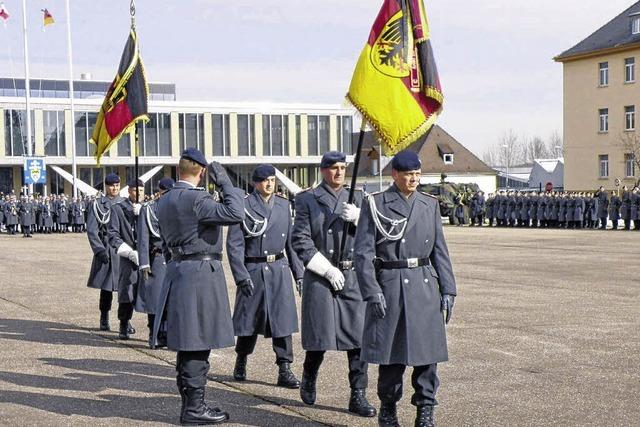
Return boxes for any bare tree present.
[547,130,564,158]
[620,133,640,187]
[522,135,550,163]
[482,130,527,166]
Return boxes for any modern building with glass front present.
[0,77,354,195]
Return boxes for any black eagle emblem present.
[376,15,409,73]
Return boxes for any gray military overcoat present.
[292,182,366,352]
[108,198,139,304]
[227,192,304,338]
[86,196,122,292]
[135,202,165,314]
[154,181,245,352]
[354,186,457,366]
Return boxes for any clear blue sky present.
[0,0,636,156]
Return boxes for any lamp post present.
[502,143,509,190]
[554,145,562,159]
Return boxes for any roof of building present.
[556,1,640,61]
[533,158,564,174]
[347,125,495,177]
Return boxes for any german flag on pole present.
[91,29,149,165]
[42,9,54,26]
[347,0,443,156]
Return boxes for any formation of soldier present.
[0,193,88,236]
[453,186,640,230]
[80,147,456,427]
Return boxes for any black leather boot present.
[233,355,247,381]
[415,405,435,427]
[118,322,129,340]
[378,402,400,427]
[299,370,318,405]
[348,388,376,417]
[177,376,186,420]
[180,387,229,425]
[127,321,136,335]
[276,362,300,389]
[99,312,110,331]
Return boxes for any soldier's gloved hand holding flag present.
[341,202,361,223]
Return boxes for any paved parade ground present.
[0,226,639,426]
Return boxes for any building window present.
[43,110,66,156]
[141,113,170,157]
[625,105,636,130]
[4,109,34,157]
[295,115,301,155]
[341,116,353,154]
[74,112,97,156]
[307,115,318,155]
[625,58,636,83]
[625,153,636,177]
[179,113,205,153]
[319,116,330,154]
[633,17,640,35]
[237,114,255,156]
[212,114,230,156]
[599,62,609,86]
[599,108,609,132]
[599,154,609,178]
[443,153,454,164]
[261,115,290,156]
[118,133,131,157]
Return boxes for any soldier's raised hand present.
[441,294,455,324]
[371,293,387,319]
[207,161,232,187]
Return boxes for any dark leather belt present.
[374,257,430,270]
[335,260,354,271]
[245,252,285,263]
[171,253,222,262]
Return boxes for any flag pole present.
[65,0,78,199]
[338,120,367,263]
[20,0,33,195]
[130,0,139,203]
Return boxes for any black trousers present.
[236,334,293,364]
[118,302,134,323]
[99,290,113,313]
[599,218,608,229]
[177,350,211,389]
[303,349,367,390]
[378,364,439,407]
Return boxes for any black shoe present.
[277,362,300,389]
[349,388,376,417]
[119,323,129,340]
[99,313,110,331]
[127,322,136,335]
[378,402,400,427]
[180,386,229,425]
[299,370,317,405]
[415,405,435,427]
[233,355,247,381]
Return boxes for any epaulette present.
[275,194,289,200]
[418,190,438,199]
[189,187,206,191]
[297,187,312,194]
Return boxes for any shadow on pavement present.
[0,318,116,348]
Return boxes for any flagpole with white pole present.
[20,0,33,195]
[65,0,78,199]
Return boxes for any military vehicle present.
[419,181,481,224]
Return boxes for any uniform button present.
[350,248,354,252]
[263,234,267,238]
[404,279,409,284]
[425,239,429,244]
[281,233,285,237]
[329,249,334,254]
[401,238,406,243]
[424,279,428,283]
[264,251,268,254]
[265,266,269,271]
[328,230,333,234]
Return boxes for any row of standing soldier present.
[457,186,640,230]
[83,148,457,427]
[0,194,86,236]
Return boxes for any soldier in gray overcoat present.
[596,187,609,229]
[57,195,69,233]
[291,151,376,417]
[18,196,35,237]
[86,173,124,331]
[610,191,622,230]
[355,151,457,427]
[108,179,144,340]
[226,164,304,389]
[40,197,54,233]
[138,177,174,348]
[154,149,244,425]
[4,196,18,234]
[631,187,640,230]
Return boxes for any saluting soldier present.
[108,179,144,340]
[354,151,457,427]
[595,186,609,229]
[291,151,376,417]
[227,164,304,388]
[86,173,124,331]
[138,177,175,348]
[155,148,244,425]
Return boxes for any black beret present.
[127,178,144,188]
[391,150,421,171]
[105,173,120,185]
[252,164,276,182]
[158,177,175,191]
[320,151,346,168]
[181,147,208,167]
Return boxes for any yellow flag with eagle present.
[91,29,149,165]
[347,0,443,155]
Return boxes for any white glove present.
[117,243,139,266]
[341,202,361,224]
[306,252,345,291]
[133,203,142,216]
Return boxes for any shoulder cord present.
[93,198,111,225]
[368,195,408,243]
[242,208,268,237]
[145,203,161,238]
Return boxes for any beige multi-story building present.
[555,2,640,191]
